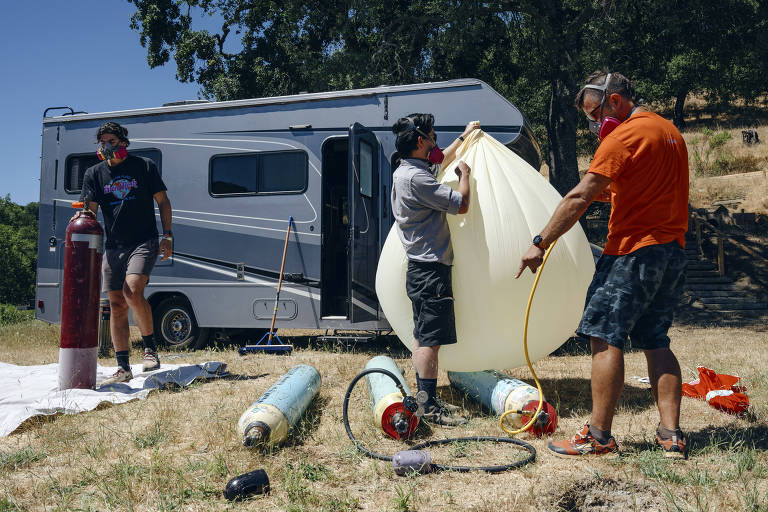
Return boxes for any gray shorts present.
[102,238,159,292]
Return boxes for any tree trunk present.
[547,77,581,197]
[673,90,688,130]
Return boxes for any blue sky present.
[0,1,217,205]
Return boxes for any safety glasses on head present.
[586,102,603,123]
[402,117,437,145]
[581,73,612,122]
[401,116,444,164]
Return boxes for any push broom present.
[239,217,294,355]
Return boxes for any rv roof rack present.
[43,106,73,117]
[162,99,211,107]
[43,106,89,118]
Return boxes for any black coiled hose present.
[342,367,536,472]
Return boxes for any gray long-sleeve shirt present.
[391,158,463,265]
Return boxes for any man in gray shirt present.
[391,114,478,425]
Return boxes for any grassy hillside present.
[684,125,767,214]
[570,104,768,216]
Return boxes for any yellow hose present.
[499,239,557,435]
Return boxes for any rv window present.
[64,149,162,194]
[359,140,373,198]
[259,151,307,193]
[210,150,308,196]
[64,154,100,193]
[133,149,163,176]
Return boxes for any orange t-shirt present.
[587,111,689,255]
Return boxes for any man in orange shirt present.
[517,71,689,459]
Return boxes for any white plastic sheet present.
[376,130,595,371]
[0,361,228,437]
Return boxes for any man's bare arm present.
[154,191,173,261]
[455,161,471,214]
[154,191,172,233]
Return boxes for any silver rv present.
[36,79,541,349]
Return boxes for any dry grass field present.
[571,120,768,216]
[1,321,767,511]
[683,125,768,214]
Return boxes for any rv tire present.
[153,296,210,350]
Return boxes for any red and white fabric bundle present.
[682,366,750,415]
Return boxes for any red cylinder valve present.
[521,400,559,437]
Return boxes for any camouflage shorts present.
[577,241,686,350]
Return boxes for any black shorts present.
[405,261,457,347]
[102,238,159,292]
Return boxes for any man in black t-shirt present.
[76,122,173,385]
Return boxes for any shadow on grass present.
[688,424,768,452]
[550,336,591,357]
[654,103,768,131]
[222,372,269,382]
[280,394,329,448]
[283,334,412,358]
[622,424,768,454]
[674,304,768,330]
[550,335,665,356]
[440,377,656,419]
[542,378,655,418]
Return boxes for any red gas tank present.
[58,203,104,390]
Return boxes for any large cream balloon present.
[376,130,595,371]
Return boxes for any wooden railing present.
[691,212,768,279]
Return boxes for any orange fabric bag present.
[682,366,749,415]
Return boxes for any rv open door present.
[347,123,380,322]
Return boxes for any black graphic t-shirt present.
[80,155,167,248]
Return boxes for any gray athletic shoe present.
[142,349,160,371]
[422,404,468,426]
[100,368,133,386]
[434,397,462,414]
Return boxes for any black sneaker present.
[421,403,468,426]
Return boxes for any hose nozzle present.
[533,411,550,429]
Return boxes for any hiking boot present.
[548,424,619,458]
[100,368,133,386]
[142,349,160,371]
[422,403,468,426]
[656,428,688,459]
[433,396,462,414]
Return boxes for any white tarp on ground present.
[0,361,228,437]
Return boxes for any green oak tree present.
[127,0,767,194]
[0,196,38,305]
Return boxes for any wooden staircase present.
[680,220,768,324]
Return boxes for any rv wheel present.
[153,297,210,350]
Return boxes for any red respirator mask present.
[427,144,444,165]
[582,73,629,141]
[589,116,623,141]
